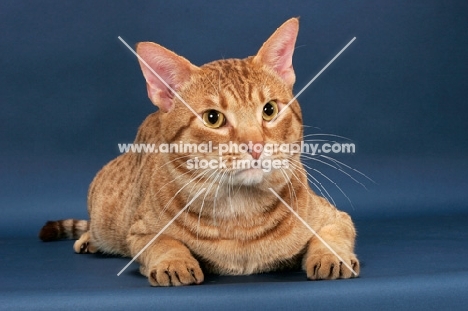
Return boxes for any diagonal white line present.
[268,188,357,276]
[118,36,204,123]
[117,187,206,276]
[274,37,356,121]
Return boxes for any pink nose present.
[248,141,264,160]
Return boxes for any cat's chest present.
[187,220,309,275]
[183,200,311,275]
[209,194,267,221]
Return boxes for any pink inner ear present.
[146,84,173,112]
[269,39,295,84]
[254,18,299,86]
[136,42,196,112]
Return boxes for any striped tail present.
[39,219,89,242]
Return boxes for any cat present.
[39,18,360,286]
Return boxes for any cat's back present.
[89,111,162,203]
[87,112,162,249]
[91,111,158,179]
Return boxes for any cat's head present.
[136,18,303,189]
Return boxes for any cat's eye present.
[202,109,226,128]
[262,100,279,121]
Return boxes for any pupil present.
[209,110,219,124]
[264,104,274,116]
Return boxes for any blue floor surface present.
[1,214,467,310]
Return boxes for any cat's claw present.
[148,258,204,286]
[79,242,89,253]
[305,253,360,280]
[73,231,97,254]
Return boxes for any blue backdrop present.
[2,0,467,234]
[1,1,468,309]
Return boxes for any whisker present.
[181,168,217,241]
[150,155,197,198]
[278,168,298,211]
[185,168,214,211]
[294,158,354,209]
[228,171,234,215]
[287,159,336,206]
[301,133,352,141]
[194,168,222,241]
[301,154,369,190]
[155,169,209,225]
[206,170,224,227]
[213,169,231,224]
[320,155,376,184]
[282,165,338,214]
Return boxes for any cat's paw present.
[73,231,97,254]
[148,257,204,286]
[305,253,360,280]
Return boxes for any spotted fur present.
[39,18,359,286]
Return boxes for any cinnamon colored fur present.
[39,18,359,286]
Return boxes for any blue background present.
[1,1,467,309]
[2,0,467,232]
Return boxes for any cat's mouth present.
[232,167,264,186]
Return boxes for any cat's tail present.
[39,219,89,242]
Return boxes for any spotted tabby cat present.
[40,18,359,286]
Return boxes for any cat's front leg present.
[127,233,204,286]
[303,211,360,280]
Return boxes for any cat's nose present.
[247,141,264,160]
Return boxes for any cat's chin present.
[231,168,264,186]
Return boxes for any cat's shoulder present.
[135,111,161,143]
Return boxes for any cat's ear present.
[253,18,299,87]
[136,42,198,112]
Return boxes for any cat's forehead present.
[200,58,261,80]
[179,57,293,116]
[192,58,289,102]
[191,59,267,109]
